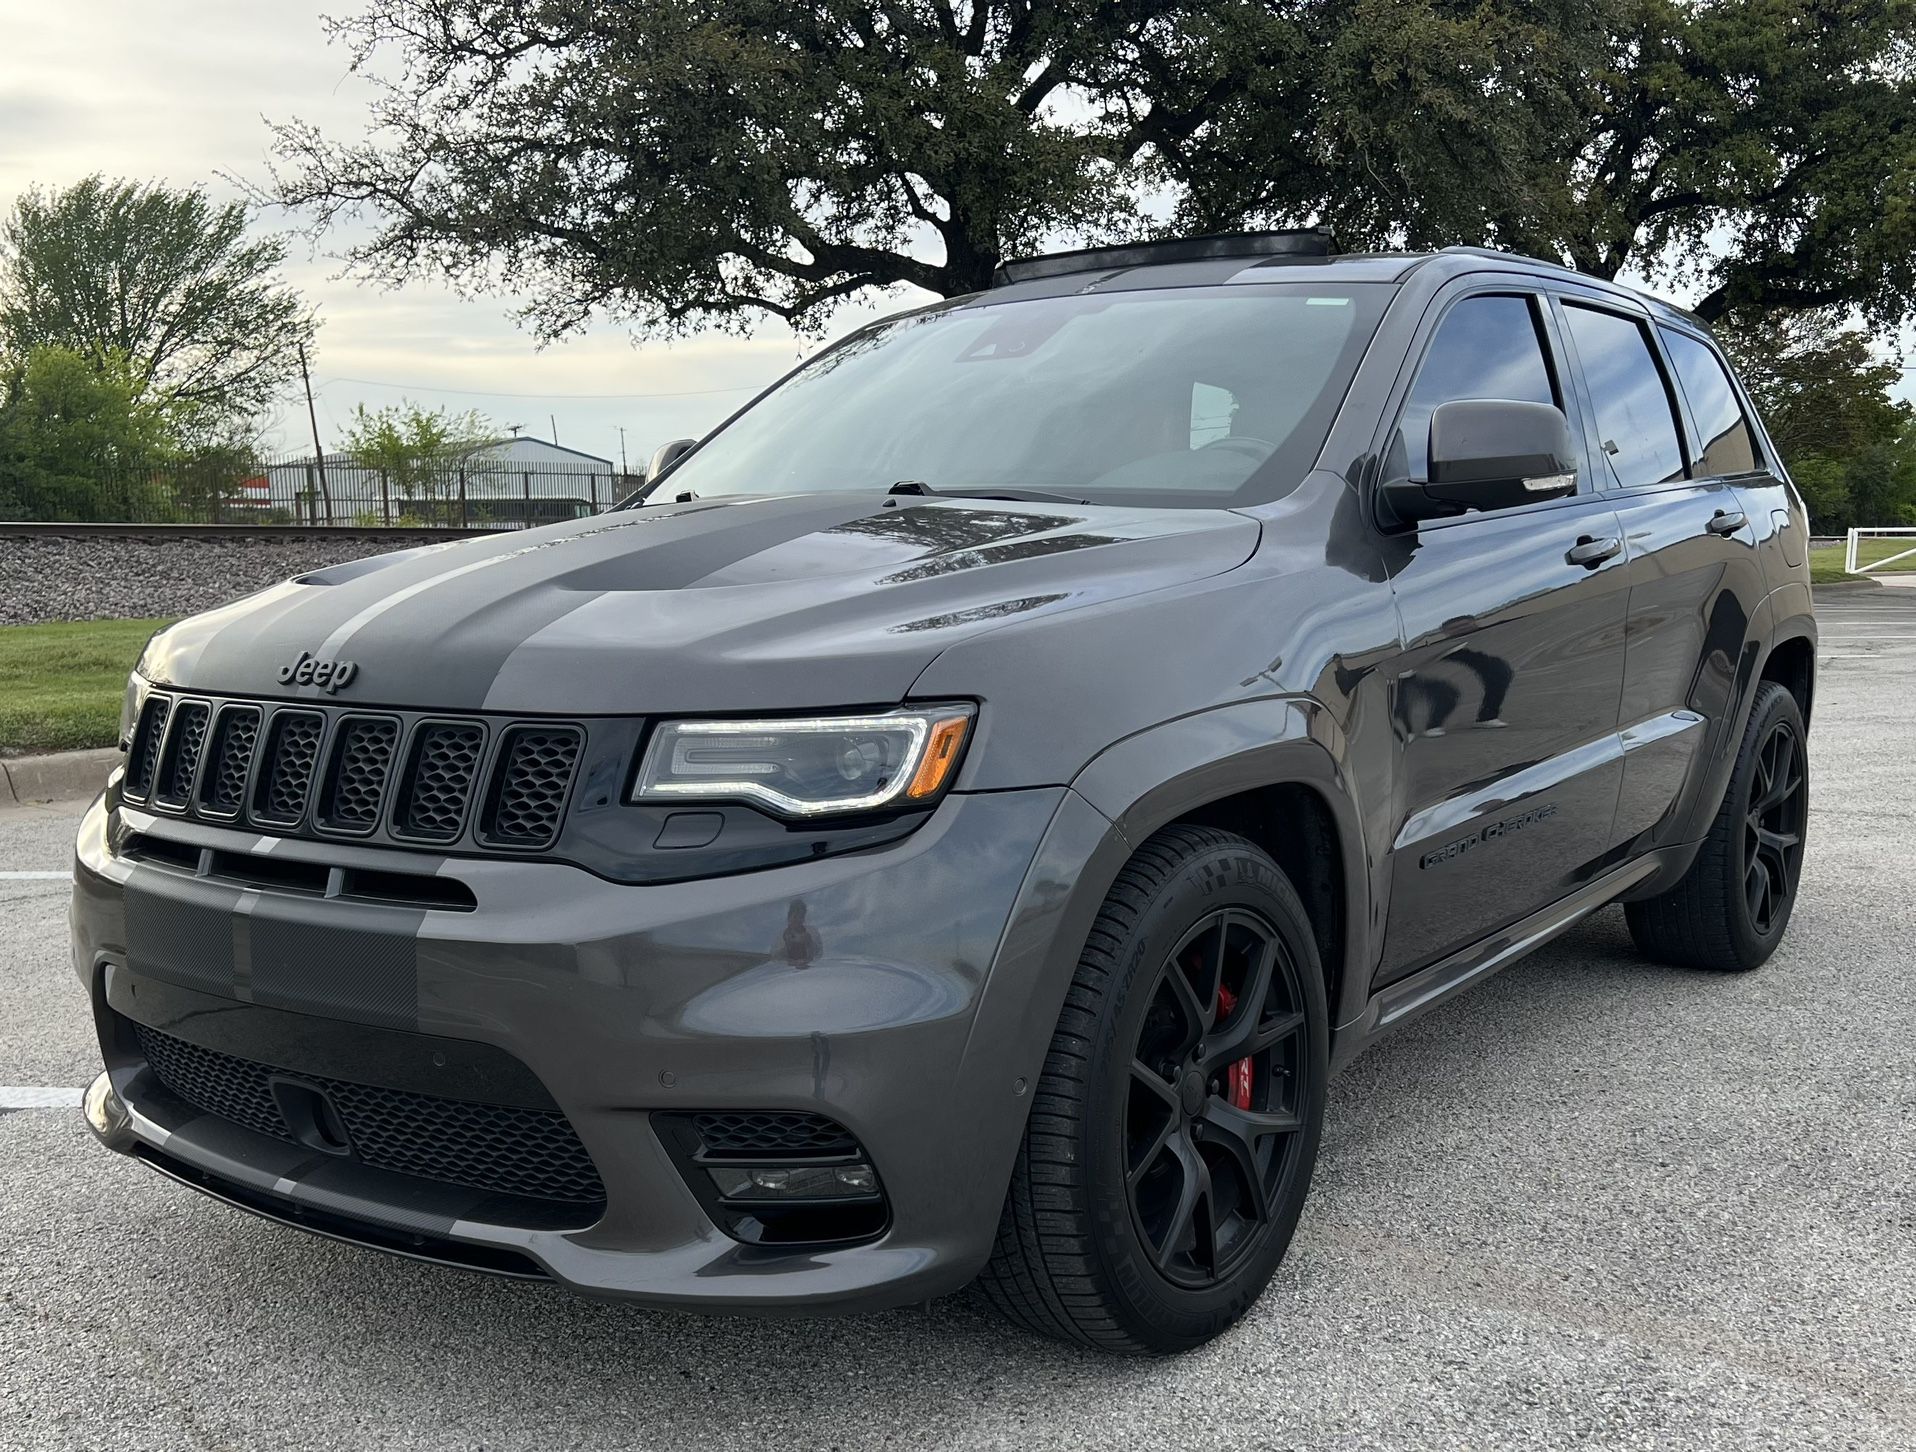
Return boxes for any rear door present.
[1552,296,1774,854]
[1375,285,1630,985]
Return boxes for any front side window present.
[1562,304,1687,488]
[640,284,1391,510]
[1660,327,1760,476]
[1400,294,1558,481]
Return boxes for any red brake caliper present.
[1213,984,1255,1111]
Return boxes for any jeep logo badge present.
[277,651,359,693]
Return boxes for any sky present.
[2,0,1907,465]
[0,0,914,467]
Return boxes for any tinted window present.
[1661,328,1759,475]
[1562,304,1686,488]
[645,285,1389,509]
[1400,295,1557,480]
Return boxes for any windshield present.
[642,282,1391,510]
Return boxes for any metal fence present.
[0,452,641,528]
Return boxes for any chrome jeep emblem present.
[277,651,359,693]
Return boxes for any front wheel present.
[980,825,1329,1353]
[1625,681,1809,972]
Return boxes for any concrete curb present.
[0,748,118,808]
[1812,578,1885,593]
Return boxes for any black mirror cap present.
[1425,399,1577,512]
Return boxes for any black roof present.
[986,232,1700,326]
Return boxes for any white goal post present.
[1844,526,1916,575]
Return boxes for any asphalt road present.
[2,587,1912,1451]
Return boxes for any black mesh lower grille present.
[198,706,260,816]
[692,1111,860,1155]
[253,711,324,826]
[483,727,581,848]
[154,700,211,807]
[319,716,399,833]
[133,1023,606,1206]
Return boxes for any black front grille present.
[482,727,582,848]
[125,696,171,800]
[395,722,485,841]
[154,700,211,808]
[318,716,399,834]
[197,706,260,816]
[253,711,325,826]
[122,693,590,858]
[134,1023,606,1206]
[692,1111,860,1156]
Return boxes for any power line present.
[314,373,759,401]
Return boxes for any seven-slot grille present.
[123,694,582,854]
[132,1022,607,1206]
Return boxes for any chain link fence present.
[0,451,640,528]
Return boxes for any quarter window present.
[1562,304,1687,488]
[1401,295,1558,481]
[1660,328,1759,476]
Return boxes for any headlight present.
[632,706,974,818]
[118,672,149,750]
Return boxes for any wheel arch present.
[1068,697,1373,1031]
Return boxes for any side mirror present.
[1380,400,1577,525]
[645,437,698,483]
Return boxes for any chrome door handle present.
[1566,536,1622,568]
[1707,510,1748,535]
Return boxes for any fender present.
[963,696,1378,1137]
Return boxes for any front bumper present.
[72,779,1112,1312]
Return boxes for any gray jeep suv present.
[74,232,1814,1353]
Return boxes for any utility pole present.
[550,413,559,445]
[298,341,334,524]
[618,426,629,477]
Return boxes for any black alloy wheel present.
[982,824,1329,1353]
[1125,909,1309,1289]
[1743,717,1806,937]
[1626,680,1810,971]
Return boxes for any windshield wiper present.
[888,480,1091,506]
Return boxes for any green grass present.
[1809,537,1916,584]
[0,618,173,754]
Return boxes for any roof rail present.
[991,228,1336,287]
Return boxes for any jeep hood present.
[140,493,1260,714]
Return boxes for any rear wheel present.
[980,824,1328,1353]
[1625,681,1809,971]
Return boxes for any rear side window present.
[1401,294,1557,480]
[1660,328,1759,475]
[1562,304,1686,488]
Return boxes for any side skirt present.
[1329,850,1673,1073]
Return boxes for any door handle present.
[1706,509,1748,535]
[1566,535,1622,568]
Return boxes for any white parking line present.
[0,1087,80,1110]
[0,872,68,880]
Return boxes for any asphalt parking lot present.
[2,587,1912,1452]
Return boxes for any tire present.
[979,824,1329,1354]
[1625,681,1809,972]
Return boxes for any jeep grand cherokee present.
[74,231,1814,1353]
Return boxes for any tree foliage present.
[1714,310,1916,529]
[267,0,1916,338]
[340,400,503,505]
[0,175,316,437]
[0,346,177,521]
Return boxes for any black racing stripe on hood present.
[315,495,888,710]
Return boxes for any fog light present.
[82,1071,132,1148]
[707,1161,881,1202]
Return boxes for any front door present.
[1376,289,1630,984]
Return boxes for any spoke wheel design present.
[1124,908,1308,1290]
[1742,718,1806,937]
